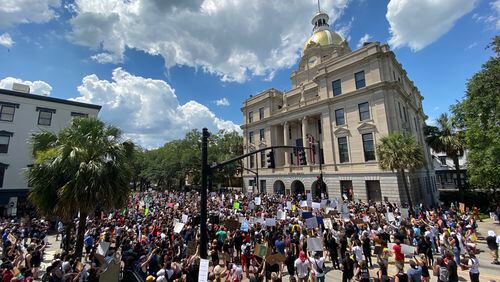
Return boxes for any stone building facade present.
[241,9,438,206]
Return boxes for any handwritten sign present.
[254,243,269,258]
[174,222,185,233]
[277,210,286,220]
[307,237,324,252]
[305,217,318,229]
[265,218,276,227]
[323,218,333,229]
[240,221,250,232]
[255,197,261,206]
[311,202,321,209]
[386,212,396,222]
[286,201,292,210]
[198,259,209,282]
[300,201,308,208]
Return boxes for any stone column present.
[283,121,290,166]
[302,116,309,165]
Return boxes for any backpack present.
[314,259,323,274]
[439,266,449,282]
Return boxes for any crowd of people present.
[0,190,499,282]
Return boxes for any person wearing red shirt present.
[393,240,405,264]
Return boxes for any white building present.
[0,84,101,216]
[431,150,467,190]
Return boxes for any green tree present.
[27,117,133,258]
[452,37,500,193]
[377,132,425,207]
[424,113,466,198]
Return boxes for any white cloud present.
[493,0,500,29]
[0,33,14,48]
[465,42,477,50]
[474,0,500,30]
[0,0,60,28]
[356,33,371,48]
[215,97,230,107]
[67,0,350,82]
[386,0,478,51]
[0,77,52,96]
[73,68,240,148]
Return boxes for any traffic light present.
[298,149,307,165]
[266,150,275,168]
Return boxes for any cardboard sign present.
[305,217,318,229]
[323,218,333,229]
[459,203,465,213]
[224,219,240,231]
[265,218,276,227]
[255,197,261,206]
[307,237,324,252]
[174,222,185,233]
[198,258,209,282]
[254,243,269,258]
[311,202,321,209]
[266,253,286,266]
[400,208,409,219]
[7,233,16,245]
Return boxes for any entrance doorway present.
[311,180,327,200]
[273,180,285,195]
[340,180,353,201]
[291,180,305,196]
[366,180,382,202]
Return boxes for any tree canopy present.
[452,36,500,191]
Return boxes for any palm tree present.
[27,117,133,259]
[377,132,425,208]
[424,113,465,198]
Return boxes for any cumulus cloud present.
[0,33,14,48]
[0,77,52,96]
[0,0,60,28]
[72,68,240,148]
[215,98,230,107]
[67,0,350,82]
[386,0,478,51]
[356,33,372,48]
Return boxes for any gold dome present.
[303,29,343,52]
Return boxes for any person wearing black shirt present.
[341,251,354,282]
[446,252,459,282]
[327,234,339,269]
[362,235,372,268]
[340,235,348,260]
[284,250,296,277]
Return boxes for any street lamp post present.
[200,128,209,259]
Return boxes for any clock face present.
[308,56,318,67]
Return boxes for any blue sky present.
[0,0,498,147]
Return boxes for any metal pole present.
[256,159,259,194]
[200,128,209,259]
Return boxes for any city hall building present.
[241,9,438,206]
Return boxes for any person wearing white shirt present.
[294,251,311,282]
[310,252,326,282]
[466,253,480,282]
[352,240,363,266]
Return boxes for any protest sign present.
[330,200,338,209]
[174,222,185,233]
[300,201,308,208]
[198,259,209,282]
[254,243,269,258]
[386,212,396,222]
[255,197,261,206]
[292,204,297,211]
[182,214,189,224]
[249,202,255,210]
[388,243,416,256]
[321,199,328,208]
[277,210,286,220]
[400,208,409,219]
[286,201,292,210]
[305,217,318,229]
[307,237,324,252]
[266,253,286,266]
[311,202,321,209]
[323,218,333,229]
[7,233,17,245]
[240,221,250,232]
[301,211,313,219]
[265,218,276,227]
[97,241,110,257]
[233,201,240,210]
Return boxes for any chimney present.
[12,83,30,94]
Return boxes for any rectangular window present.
[398,102,402,119]
[248,111,253,123]
[414,117,418,132]
[288,126,292,140]
[332,79,342,96]
[335,108,345,126]
[260,151,266,168]
[0,105,15,122]
[71,112,88,118]
[338,137,349,163]
[317,119,322,134]
[0,166,5,188]
[403,106,408,122]
[248,131,254,143]
[249,155,255,168]
[259,107,264,120]
[362,133,376,161]
[259,128,265,141]
[355,71,366,89]
[358,102,370,121]
[0,135,10,153]
[38,110,53,126]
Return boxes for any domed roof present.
[303,29,344,52]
